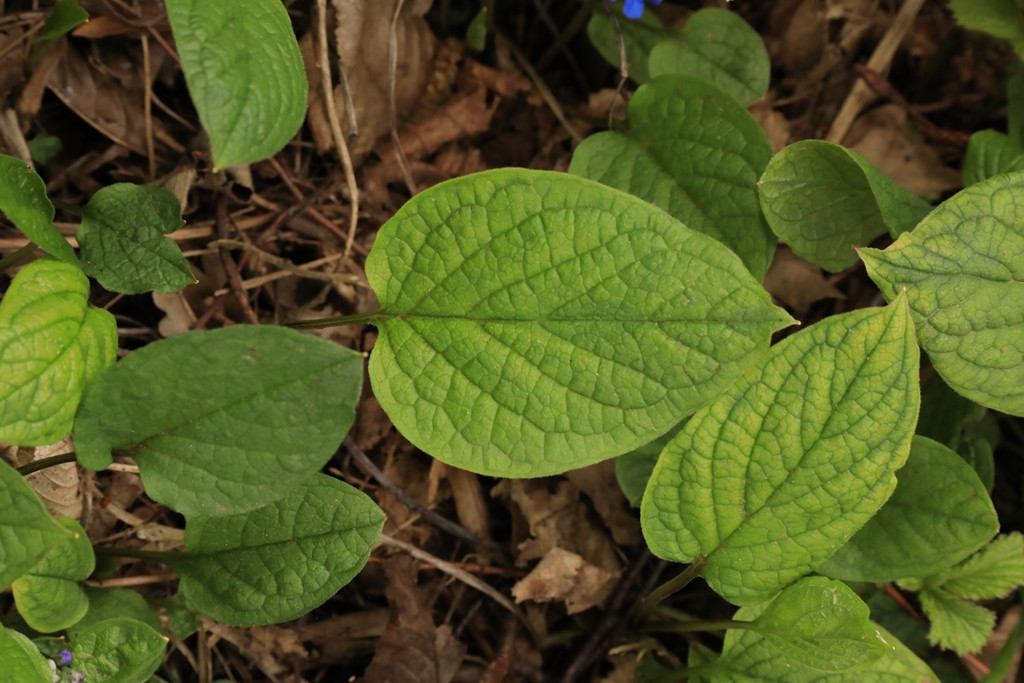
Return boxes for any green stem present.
[94,545,179,564]
[0,242,39,273]
[640,555,707,613]
[283,309,385,329]
[51,200,84,217]
[15,451,79,476]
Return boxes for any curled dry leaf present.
[511,547,619,614]
[2,439,82,521]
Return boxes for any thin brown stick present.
[388,0,418,195]
[141,34,155,179]
[216,196,259,324]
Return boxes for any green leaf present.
[73,326,364,517]
[615,422,684,508]
[935,533,1024,600]
[0,259,117,445]
[919,588,995,655]
[962,130,1024,186]
[758,140,932,271]
[164,0,308,169]
[859,171,1024,416]
[719,579,938,681]
[154,594,201,640]
[0,460,74,589]
[12,518,94,633]
[917,378,997,492]
[27,135,62,166]
[647,8,770,106]
[365,169,793,478]
[641,294,919,605]
[77,184,193,294]
[569,75,775,278]
[69,618,167,683]
[949,0,1024,59]
[0,624,51,683]
[70,587,163,639]
[33,0,88,51]
[587,6,665,83]
[173,474,384,627]
[816,436,997,582]
[0,154,76,264]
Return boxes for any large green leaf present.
[174,474,384,627]
[647,8,770,106]
[71,587,163,639]
[570,75,774,278]
[73,326,364,516]
[12,517,94,633]
[859,171,1024,416]
[641,294,919,605]
[77,184,193,294]
[0,624,51,683]
[0,259,117,445]
[365,169,793,477]
[0,154,77,264]
[0,461,72,589]
[758,140,932,271]
[165,0,307,169]
[816,436,997,582]
[69,618,166,683]
[716,578,938,681]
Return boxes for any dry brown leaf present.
[749,100,792,154]
[763,244,845,311]
[206,620,309,683]
[565,461,640,547]
[306,0,437,162]
[363,555,465,683]
[845,103,961,196]
[511,547,618,614]
[2,439,82,520]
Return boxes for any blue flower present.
[622,0,661,20]
[59,649,73,666]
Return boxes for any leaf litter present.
[0,0,1019,680]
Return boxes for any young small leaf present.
[587,6,664,83]
[758,140,931,271]
[73,326,364,516]
[719,578,938,681]
[815,436,997,582]
[0,461,73,588]
[164,0,308,169]
[962,130,1024,186]
[173,474,384,627]
[570,75,774,278]
[0,624,51,683]
[68,618,167,683]
[859,171,1024,416]
[33,0,88,53]
[12,517,94,633]
[77,184,193,294]
[935,533,1024,600]
[648,8,770,105]
[919,588,995,655]
[0,259,116,445]
[366,169,793,477]
[641,295,919,605]
[0,154,77,264]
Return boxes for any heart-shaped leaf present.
[0,461,73,589]
[648,8,770,105]
[860,171,1024,416]
[587,5,665,83]
[77,183,193,294]
[962,129,1024,186]
[816,436,997,582]
[366,169,793,477]
[73,326,364,516]
[173,474,384,627]
[0,154,77,264]
[716,578,938,681]
[642,294,919,605]
[165,0,308,169]
[0,259,116,445]
[759,140,931,271]
[570,75,774,278]
[69,618,167,683]
[12,517,94,633]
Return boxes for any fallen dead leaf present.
[2,439,81,520]
[763,244,846,312]
[511,547,618,614]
